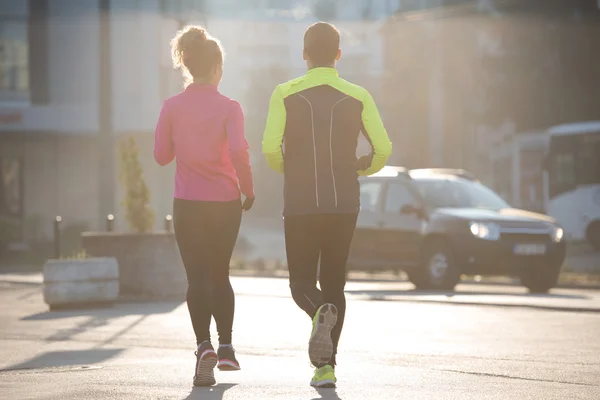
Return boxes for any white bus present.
[545,121,600,249]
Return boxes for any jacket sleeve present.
[357,90,392,176]
[154,101,175,166]
[261,85,286,173]
[226,101,255,198]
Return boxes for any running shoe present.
[310,365,337,388]
[193,341,217,386]
[308,303,338,367]
[217,346,241,371]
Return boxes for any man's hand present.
[242,196,255,211]
[356,154,373,171]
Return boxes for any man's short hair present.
[304,22,340,66]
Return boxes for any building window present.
[0,156,22,218]
[0,1,29,102]
[0,155,23,244]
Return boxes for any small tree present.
[118,136,154,233]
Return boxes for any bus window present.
[577,141,600,185]
[549,152,576,198]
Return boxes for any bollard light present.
[54,216,62,259]
[164,214,173,232]
[106,214,115,232]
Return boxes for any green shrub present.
[118,136,155,233]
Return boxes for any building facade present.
[0,0,197,242]
[0,0,399,245]
[380,0,600,187]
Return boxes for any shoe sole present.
[311,379,337,388]
[308,304,338,367]
[218,359,241,371]
[193,350,217,386]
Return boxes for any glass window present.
[577,136,600,185]
[359,181,383,212]
[413,178,510,210]
[0,2,29,101]
[0,156,22,217]
[548,151,577,198]
[555,152,576,187]
[0,155,23,244]
[384,183,416,213]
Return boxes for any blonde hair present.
[170,25,224,86]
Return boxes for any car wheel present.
[519,262,562,294]
[586,221,600,251]
[410,239,461,291]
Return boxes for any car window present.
[413,179,509,210]
[384,183,416,213]
[359,181,383,212]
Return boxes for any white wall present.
[111,0,164,134]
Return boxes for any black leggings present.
[284,213,358,364]
[173,198,242,345]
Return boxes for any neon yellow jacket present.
[262,67,392,215]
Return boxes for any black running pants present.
[173,198,242,345]
[284,213,358,363]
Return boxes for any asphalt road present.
[1,276,599,399]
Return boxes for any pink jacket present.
[154,84,254,202]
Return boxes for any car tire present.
[586,221,600,251]
[519,262,562,294]
[410,239,461,291]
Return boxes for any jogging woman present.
[154,25,255,387]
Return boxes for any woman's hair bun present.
[182,26,207,46]
[171,25,223,85]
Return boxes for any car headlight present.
[551,226,564,242]
[469,221,501,241]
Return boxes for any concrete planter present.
[43,257,119,309]
[81,232,186,300]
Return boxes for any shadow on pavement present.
[311,387,343,400]
[22,300,182,321]
[183,383,237,400]
[21,301,183,344]
[345,289,588,300]
[1,348,123,372]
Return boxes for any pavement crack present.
[439,368,597,386]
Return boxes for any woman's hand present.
[242,196,255,211]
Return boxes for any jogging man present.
[262,22,392,388]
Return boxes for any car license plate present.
[514,244,546,255]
